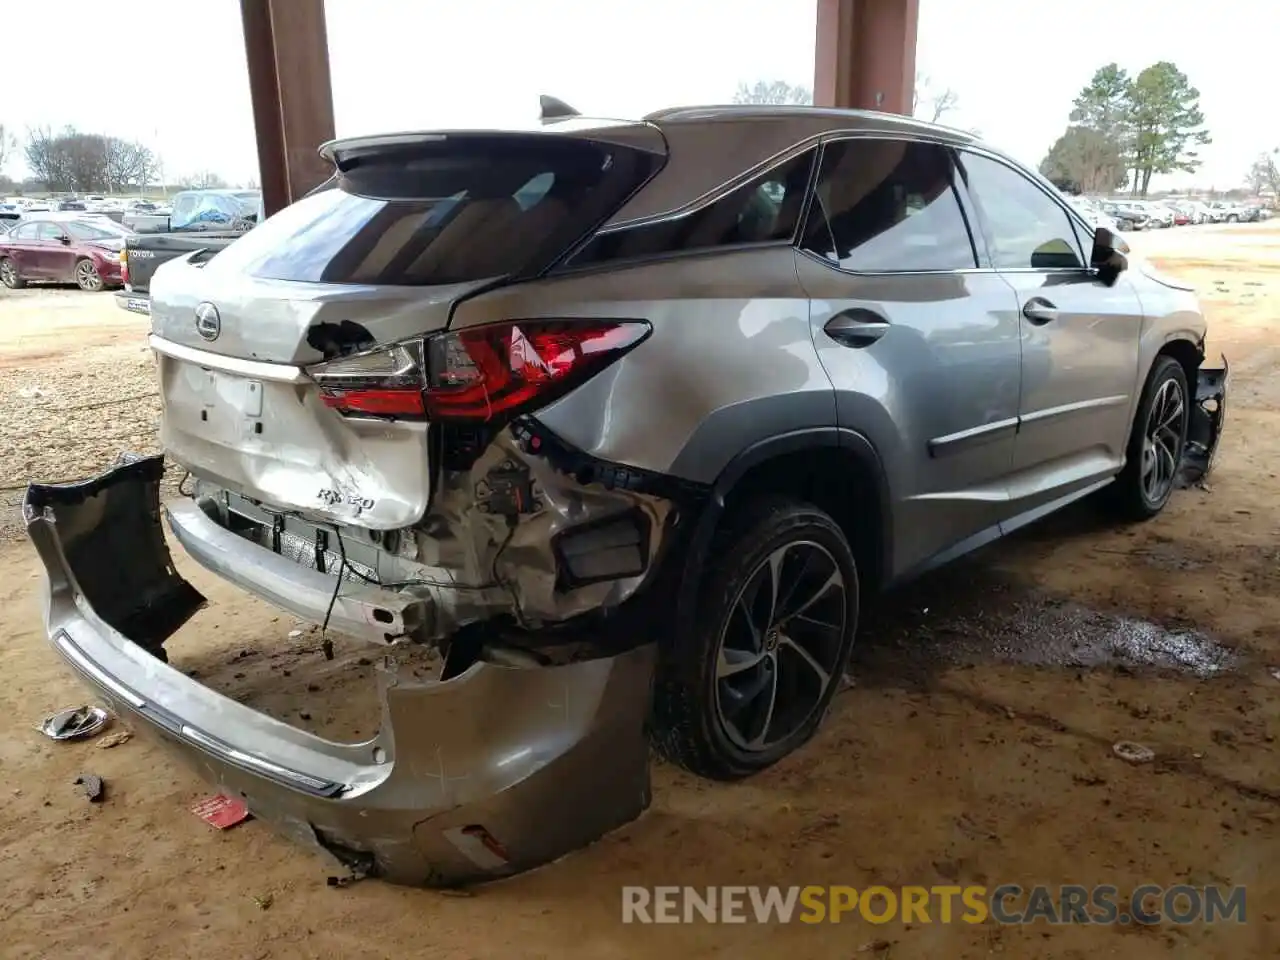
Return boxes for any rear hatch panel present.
[148,126,667,529]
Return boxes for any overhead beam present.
[814,0,919,115]
[241,0,336,215]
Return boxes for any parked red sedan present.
[0,217,129,291]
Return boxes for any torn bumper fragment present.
[1177,354,1228,487]
[24,456,656,886]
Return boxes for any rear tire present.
[1108,356,1189,521]
[0,257,23,289]
[652,497,859,780]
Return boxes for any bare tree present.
[1246,150,1279,197]
[104,138,158,192]
[26,127,70,191]
[62,133,109,192]
[0,124,15,174]
[178,171,229,189]
[732,80,813,105]
[731,75,959,122]
[914,73,959,123]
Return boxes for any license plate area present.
[196,370,265,444]
[158,353,434,529]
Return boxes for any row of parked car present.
[0,188,264,298]
[1071,195,1271,232]
[0,196,172,231]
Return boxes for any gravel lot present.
[0,288,165,537]
[1,227,1279,958]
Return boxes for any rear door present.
[795,136,1024,577]
[954,149,1143,511]
[148,130,666,528]
[5,223,43,277]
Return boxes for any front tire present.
[0,257,23,289]
[653,498,859,780]
[1109,356,1190,520]
[74,258,103,292]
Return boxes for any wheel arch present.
[675,427,891,637]
[1156,334,1204,388]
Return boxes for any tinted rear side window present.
[566,148,816,268]
[801,138,976,272]
[208,135,661,286]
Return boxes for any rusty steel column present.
[814,0,919,115]
[241,0,336,215]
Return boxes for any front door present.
[954,150,1144,514]
[795,136,1023,578]
[37,222,77,281]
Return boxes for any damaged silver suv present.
[25,104,1227,886]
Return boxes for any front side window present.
[801,138,976,272]
[567,148,816,268]
[957,152,1085,270]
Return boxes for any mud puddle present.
[856,561,1239,680]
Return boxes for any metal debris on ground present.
[326,871,369,889]
[1112,740,1156,764]
[73,773,105,802]
[252,893,274,911]
[857,939,894,954]
[96,730,133,750]
[191,794,252,830]
[41,705,110,741]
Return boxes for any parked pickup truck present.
[116,189,262,315]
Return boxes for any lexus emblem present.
[195,302,221,341]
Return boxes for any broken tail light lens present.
[312,340,429,417]
[309,320,649,422]
[424,320,649,421]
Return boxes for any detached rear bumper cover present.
[24,456,655,886]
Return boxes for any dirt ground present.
[1,229,1278,959]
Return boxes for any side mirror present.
[1090,226,1128,287]
[58,234,71,245]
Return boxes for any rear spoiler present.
[319,118,666,172]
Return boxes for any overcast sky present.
[2,0,1273,191]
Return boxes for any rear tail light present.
[120,249,129,285]
[309,320,649,422]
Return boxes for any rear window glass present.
[65,220,125,241]
[208,135,662,286]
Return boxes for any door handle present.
[824,309,889,348]
[1022,297,1059,325]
